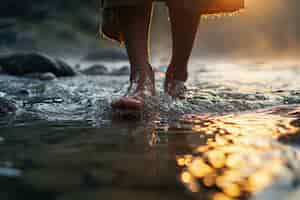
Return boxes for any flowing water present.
[1,60,300,200]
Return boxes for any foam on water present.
[0,61,300,124]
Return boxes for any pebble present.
[81,64,108,75]
[39,72,57,80]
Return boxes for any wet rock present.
[83,49,128,61]
[25,72,57,81]
[0,53,76,77]
[111,66,130,76]
[81,64,108,75]
[0,98,17,116]
[39,72,57,80]
[55,59,77,76]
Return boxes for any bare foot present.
[111,65,155,111]
[164,66,187,99]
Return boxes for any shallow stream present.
[1,60,300,200]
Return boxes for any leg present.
[165,2,201,97]
[111,2,155,112]
[119,2,153,81]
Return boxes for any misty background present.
[0,0,299,61]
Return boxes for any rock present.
[81,64,108,75]
[55,58,77,76]
[111,66,130,76]
[0,98,17,116]
[0,53,76,77]
[39,72,57,80]
[25,72,56,81]
[83,49,128,61]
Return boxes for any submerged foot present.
[164,66,187,99]
[111,65,155,113]
[164,79,186,99]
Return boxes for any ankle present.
[130,63,154,82]
[167,65,188,82]
[174,72,188,82]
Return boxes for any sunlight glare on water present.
[159,106,300,200]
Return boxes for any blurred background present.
[0,0,300,62]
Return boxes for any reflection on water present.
[156,106,300,200]
[1,62,300,199]
[1,106,300,200]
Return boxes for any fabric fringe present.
[98,0,245,44]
